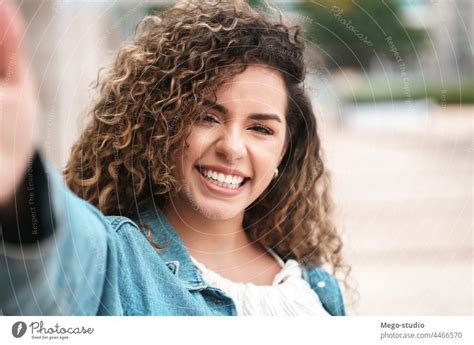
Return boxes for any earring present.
[273,168,279,179]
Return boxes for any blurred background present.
[16,0,472,315]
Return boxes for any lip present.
[195,167,249,197]
[196,164,251,179]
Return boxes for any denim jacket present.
[0,159,345,316]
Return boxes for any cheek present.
[258,134,285,163]
[176,129,213,173]
[184,130,212,161]
[250,140,284,181]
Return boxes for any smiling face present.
[169,65,288,221]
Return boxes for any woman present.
[0,0,348,315]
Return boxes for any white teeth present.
[200,168,245,188]
[217,173,225,183]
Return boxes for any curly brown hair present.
[64,0,350,288]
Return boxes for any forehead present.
[214,65,287,116]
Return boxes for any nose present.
[215,124,247,162]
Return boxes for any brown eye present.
[251,125,273,135]
[197,113,219,123]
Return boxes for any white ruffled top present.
[190,251,330,316]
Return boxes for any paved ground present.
[320,106,473,315]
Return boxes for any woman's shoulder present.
[104,214,153,248]
[105,215,141,232]
[300,264,346,316]
[103,214,173,275]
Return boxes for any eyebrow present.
[203,100,282,123]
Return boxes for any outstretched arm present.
[0,0,38,207]
[0,1,121,315]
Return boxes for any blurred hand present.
[0,0,38,205]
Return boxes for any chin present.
[181,185,244,220]
[207,208,241,220]
[194,200,244,220]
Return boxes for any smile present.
[195,166,250,193]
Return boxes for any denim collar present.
[139,205,207,291]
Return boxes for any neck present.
[161,199,251,257]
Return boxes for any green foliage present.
[247,0,264,8]
[339,79,474,104]
[294,0,426,70]
[146,4,171,16]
